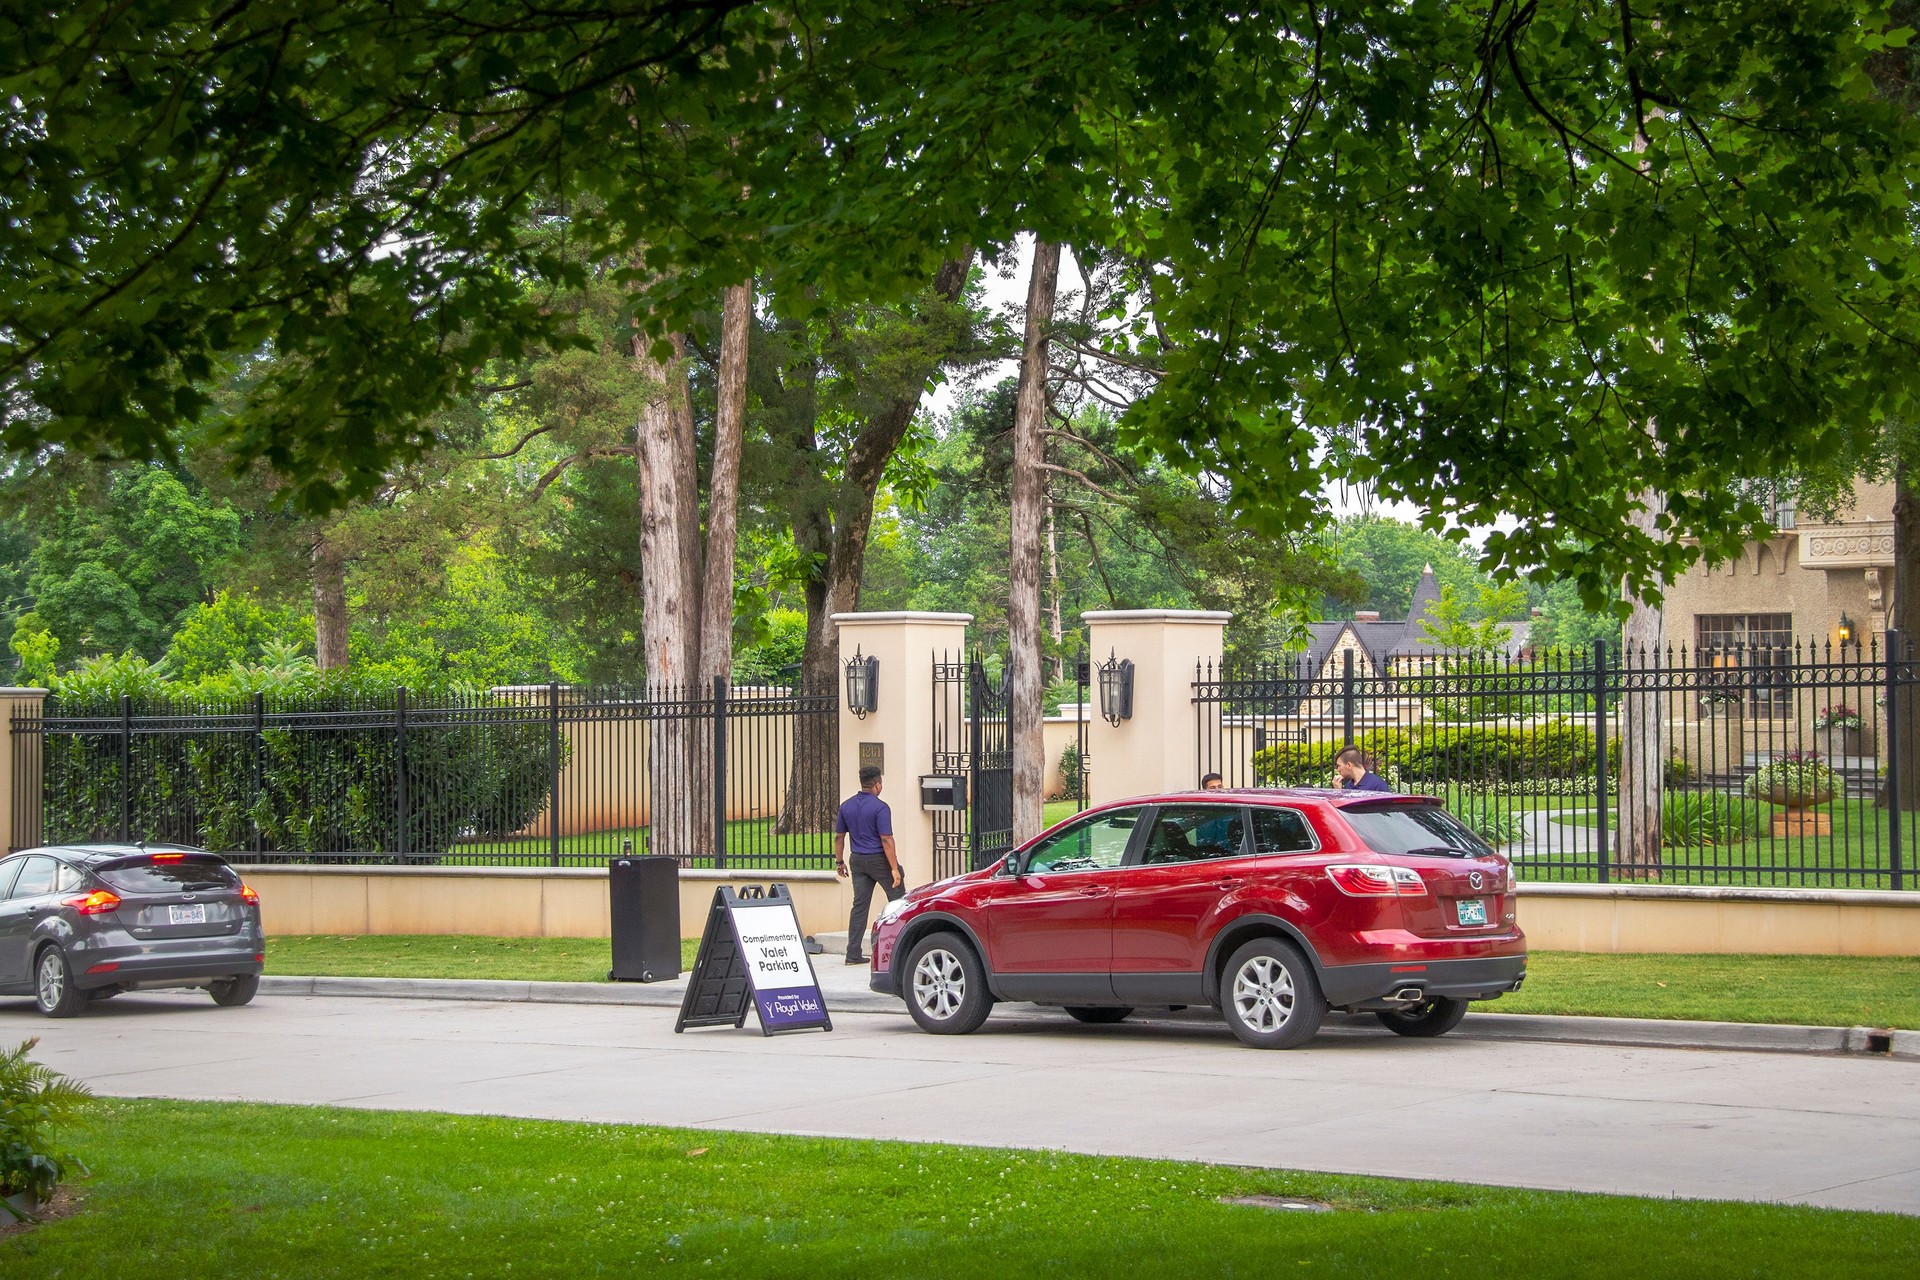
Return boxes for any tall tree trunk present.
[310,534,349,671]
[698,281,751,685]
[775,250,976,834]
[635,332,704,858]
[1046,496,1065,683]
[1008,240,1062,844]
[1615,492,1665,878]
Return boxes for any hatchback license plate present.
[168,904,207,925]
[1455,898,1488,927]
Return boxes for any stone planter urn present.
[1760,779,1837,838]
[1757,778,1836,808]
[1773,806,1834,837]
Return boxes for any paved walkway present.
[11,991,1919,1215]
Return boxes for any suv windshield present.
[1342,804,1492,857]
[97,857,237,894]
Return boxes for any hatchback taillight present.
[240,883,259,906]
[1326,864,1427,896]
[66,888,122,915]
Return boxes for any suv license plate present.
[1455,898,1488,927]
[169,904,207,925]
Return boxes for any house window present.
[1695,613,1793,714]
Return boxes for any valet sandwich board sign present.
[674,884,832,1036]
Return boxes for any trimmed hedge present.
[41,691,557,861]
[1252,722,1605,788]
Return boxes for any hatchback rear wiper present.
[1398,845,1472,858]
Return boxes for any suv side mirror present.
[1000,854,1022,877]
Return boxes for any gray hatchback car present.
[0,844,265,1017]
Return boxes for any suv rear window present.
[1342,804,1491,857]
[96,857,238,894]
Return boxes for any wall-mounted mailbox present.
[919,775,968,811]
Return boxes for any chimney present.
[1355,610,1381,623]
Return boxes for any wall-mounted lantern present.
[1095,649,1134,726]
[845,647,879,719]
[1838,614,1856,647]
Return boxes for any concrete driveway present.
[11,992,1919,1215]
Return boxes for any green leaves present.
[1118,2,1920,608]
[7,0,1916,614]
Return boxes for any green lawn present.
[1043,799,1081,828]
[1480,951,1920,1028]
[262,936,1920,1028]
[2,1100,1912,1278]
[1539,796,1912,888]
[368,805,1087,870]
[266,933,701,979]
[448,814,834,869]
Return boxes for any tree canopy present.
[5,2,1917,604]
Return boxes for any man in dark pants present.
[835,765,902,965]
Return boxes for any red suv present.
[869,789,1525,1049]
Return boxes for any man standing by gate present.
[835,766,903,965]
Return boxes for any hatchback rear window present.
[97,857,238,893]
[1342,804,1491,857]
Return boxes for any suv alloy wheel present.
[903,931,993,1035]
[1220,937,1324,1049]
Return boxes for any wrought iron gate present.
[931,651,1013,881]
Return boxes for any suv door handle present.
[1077,884,1111,898]
[1214,878,1244,890]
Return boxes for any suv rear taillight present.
[240,883,259,906]
[66,888,122,915]
[1326,864,1428,896]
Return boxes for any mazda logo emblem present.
[1468,872,1484,891]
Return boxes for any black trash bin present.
[609,855,681,982]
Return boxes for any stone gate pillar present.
[1082,611,1229,806]
[831,612,972,891]
[0,688,49,853]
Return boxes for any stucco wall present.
[1514,883,1920,956]
[235,865,848,938]
[230,867,1920,956]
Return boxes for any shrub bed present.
[41,690,556,860]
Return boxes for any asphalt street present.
[11,991,1919,1215]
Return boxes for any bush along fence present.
[1195,636,1918,890]
[8,681,838,869]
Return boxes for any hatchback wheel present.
[34,946,87,1019]
[1220,938,1323,1049]
[1065,1006,1132,1025]
[210,975,260,1008]
[904,932,991,1035]
[1375,996,1469,1038]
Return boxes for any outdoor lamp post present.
[1096,649,1134,726]
[845,647,879,719]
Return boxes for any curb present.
[259,975,1919,1059]
[260,974,906,1014]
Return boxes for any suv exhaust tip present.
[1385,986,1426,1003]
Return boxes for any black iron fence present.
[9,681,838,869]
[930,651,1014,881]
[1196,636,1917,890]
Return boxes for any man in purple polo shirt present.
[835,765,902,965]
